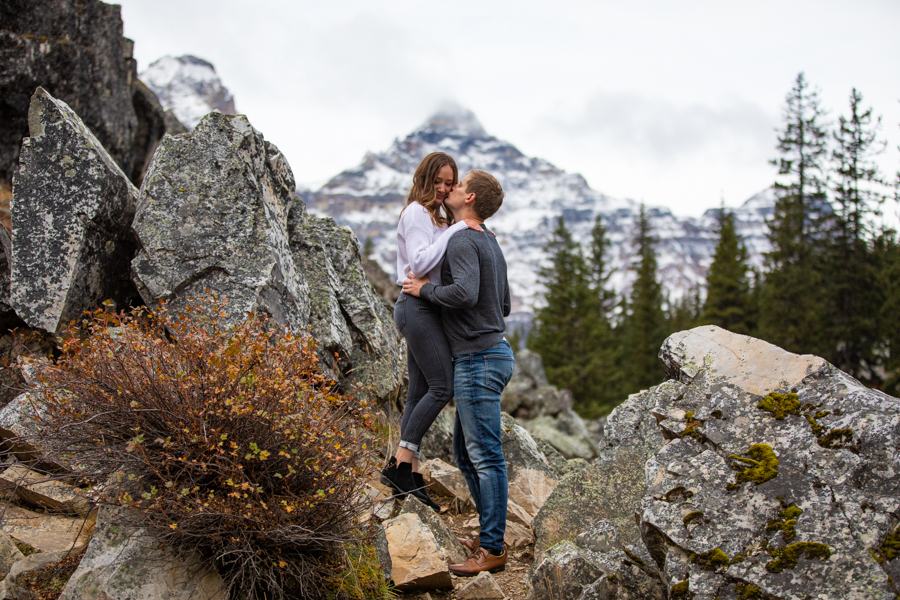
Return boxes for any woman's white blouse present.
[395,202,467,286]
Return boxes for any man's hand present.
[403,273,429,297]
[464,219,496,237]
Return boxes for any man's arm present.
[418,238,481,308]
[503,279,511,318]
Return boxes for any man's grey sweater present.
[419,226,511,356]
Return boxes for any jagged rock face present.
[0,0,150,186]
[141,55,237,130]
[132,111,310,330]
[287,209,404,400]
[642,325,899,599]
[500,413,559,525]
[501,349,572,419]
[11,88,140,335]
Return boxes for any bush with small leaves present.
[28,297,380,600]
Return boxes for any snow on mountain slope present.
[304,105,774,325]
[140,55,236,129]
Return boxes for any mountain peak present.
[416,102,487,138]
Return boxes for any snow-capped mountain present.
[303,104,774,326]
[140,55,236,129]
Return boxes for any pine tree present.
[760,73,831,355]
[875,229,900,396]
[703,208,754,334]
[528,217,609,415]
[824,89,888,379]
[589,215,616,317]
[620,205,666,393]
[668,285,702,334]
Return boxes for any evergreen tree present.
[668,286,703,334]
[589,215,616,317]
[875,229,900,396]
[703,208,754,334]
[824,89,888,379]
[528,217,609,415]
[760,73,831,355]
[620,205,666,393]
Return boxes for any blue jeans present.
[452,340,515,553]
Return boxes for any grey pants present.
[393,292,454,452]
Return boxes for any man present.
[402,169,514,576]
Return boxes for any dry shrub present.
[29,298,379,600]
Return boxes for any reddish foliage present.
[29,298,379,599]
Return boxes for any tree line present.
[525,73,900,418]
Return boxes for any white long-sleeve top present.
[396,202,467,285]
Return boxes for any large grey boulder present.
[419,404,456,465]
[0,0,163,187]
[11,88,140,334]
[132,111,310,330]
[521,410,599,460]
[527,383,670,600]
[59,507,225,600]
[641,325,898,599]
[287,208,404,399]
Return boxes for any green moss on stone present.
[765,542,831,573]
[818,428,857,452]
[767,505,803,542]
[757,392,800,420]
[735,583,762,599]
[727,444,779,488]
[692,547,731,571]
[622,547,645,566]
[730,554,744,564]
[671,580,689,596]
[879,527,900,562]
[684,511,704,526]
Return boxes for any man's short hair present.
[466,170,504,220]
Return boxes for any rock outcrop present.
[500,413,559,526]
[287,208,404,400]
[60,507,225,600]
[132,111,309,331]
[0,0,165,187]
[11,88,140,335]
[382,512,452,591]
[527,325,900,600]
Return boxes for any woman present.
[381,151,479,511]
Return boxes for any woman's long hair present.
[400,152,458,227]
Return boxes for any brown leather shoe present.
[449,546,506,576]
[457,536,479,552]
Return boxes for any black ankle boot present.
[380,456,406,498]
[413,472,441,513]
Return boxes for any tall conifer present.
[760,72,831,355]
[620,205,666,392]
[703,208,754,334]
[529,217,608,414]
[825,89,888,378]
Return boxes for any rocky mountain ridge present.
[140,55,236,130]
[303,105,775,326]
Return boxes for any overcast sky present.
[117,0,900,218]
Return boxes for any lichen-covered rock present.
[287,208,404,400]
[130,79,170,186]
[500,349,572,419]
[59,507,225,600]
[526,541,605,600]
[0,530,25,579]
[500,413,558,525]
[132,111,310,331]
[382,512,452,591]
[399,495,468,564]
[641,325,898,599]
[11,88,140,334]
[0,0,143,186]
[521,410,598,460]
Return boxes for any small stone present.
[504,520,534,548]
[383,513,452,591]
[1,505,93,554]
[421,458,473,504]
[1,465,90,515]
[456,571,506,599]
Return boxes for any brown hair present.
[401,152,458,227]
[465,169,504,220]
